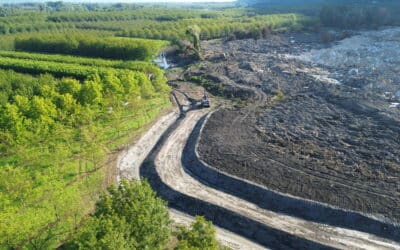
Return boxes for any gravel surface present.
[116,108,267,250]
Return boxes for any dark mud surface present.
[195,31,400,224]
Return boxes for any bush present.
[175,216,220,250]
[69,180,171,250]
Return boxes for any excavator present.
[201,92,210,108]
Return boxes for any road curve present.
[149,108,400,250]
[117,108,266,250]
[117,93,399,249]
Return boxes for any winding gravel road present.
[117,107,266,250]
[117,93,400,249]
[153,109,399,249]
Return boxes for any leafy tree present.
[0,103,23,137]
[58,78,82,97]
[137,73,156,99]
[70,215,134,250]
[79,80,103,106]
[175,216,219,250]
[186,25,203,60]
[70,180,170,250]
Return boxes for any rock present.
[395,90,400,100]
[239,61,259,72]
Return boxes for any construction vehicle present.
[201,92,210,108]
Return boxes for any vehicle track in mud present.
[118,85,399,248]
[117,89,267,250]
[140,104,399,249]
[196,34,400,224]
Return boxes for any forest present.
[1,0,399,249]
[0,52,171,248]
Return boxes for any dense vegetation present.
[0,64,170,248]
[67,181,171,249]
[15,35,168,60]
[64,180,222,250]
[0,50,164,72]
[175,216,221,250]
[0,35,171,248]
[320,3,400,29]
[0,6,309,51]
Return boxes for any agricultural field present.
[0,33,171,248]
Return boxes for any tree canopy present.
[68,180,171,250]
[175,216,221,250]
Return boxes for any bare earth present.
[154,108,399,249]
[116,106,266,250]
[116,28,400,249]
[117,93,399,248]
[196,30,400,224]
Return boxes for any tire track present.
[147,108,399,249]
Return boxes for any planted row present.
[0,50,163,74]
[0,56,102,80]
[15,35,169,61]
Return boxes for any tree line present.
[15,35,168,61]
[320,3,400,29]
[63,180,224,250]
[73,13,306,42]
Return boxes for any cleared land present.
[195,29,400,225]
[117,82,399,248]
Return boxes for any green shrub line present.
[15,35,169,61]
[0,50,157,71]
[0,58,171,248]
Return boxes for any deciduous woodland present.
[0,0,399,249]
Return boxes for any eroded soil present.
[196,30,400,223]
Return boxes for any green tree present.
[71,215,134,250]
[70,180,170,250]
[186,25,203,60]
[175,216,219,250]
[78,80,103,106]
[58,78,82,97]
[137,73,155,99]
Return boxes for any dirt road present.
[152,108,399,249]
[117,107,266,250]
[117,87,399,248]
[117,110,179,182]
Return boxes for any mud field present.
[195,29,400,224]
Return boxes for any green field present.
[0,39,171,248]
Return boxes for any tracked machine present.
[201,92,210,108]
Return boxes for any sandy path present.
[117,110,179,182]
[154,109,400,250]
[116,109,266,250]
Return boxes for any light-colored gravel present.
[116,98,399,249]
[117,110,179,182]
[116,109,266,249]
[154,109,400,250]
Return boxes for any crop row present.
[0,56,130,80]
[14,35,169,61]
[0,50,162,74]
